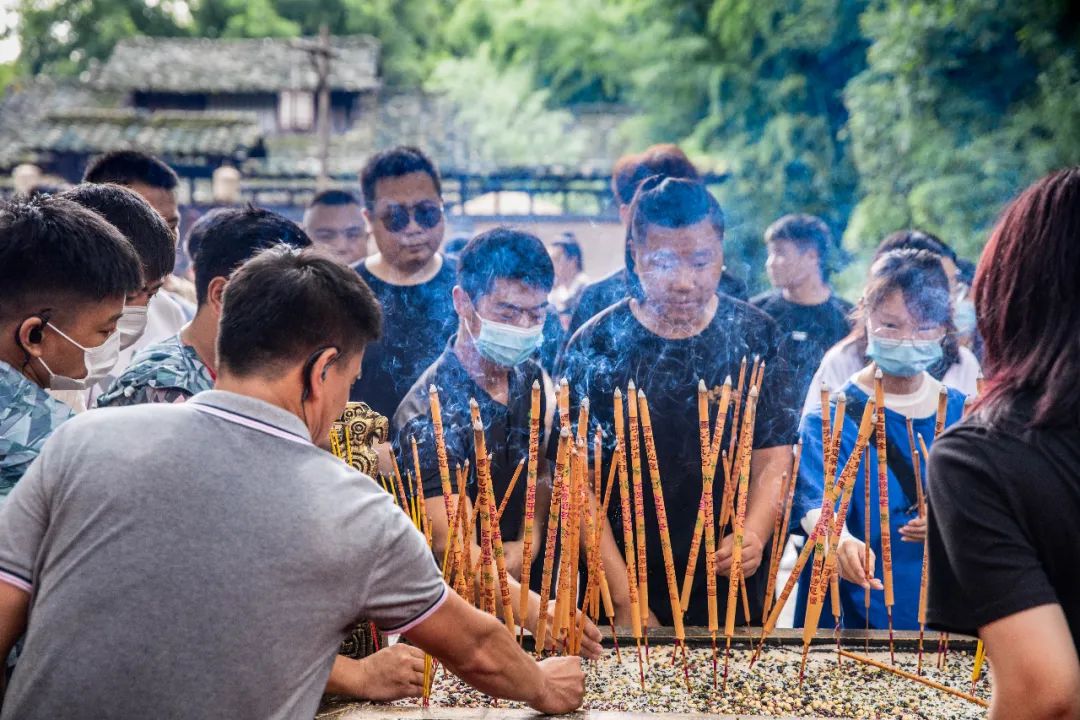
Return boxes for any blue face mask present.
[468,314,544,368]
[954,298,977,336]
[867,335,944,377]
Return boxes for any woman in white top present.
[802,230,981,417]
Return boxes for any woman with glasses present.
[789,248,968,631]
[801,230,982,419]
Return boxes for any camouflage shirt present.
[0,360,74,496]
[96,334,213,408]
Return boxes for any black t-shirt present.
[351,259,458,418]
[567,268,750,337]
[554,297,798,625]
[927,396,1080,651]
[392,340,547,543]
[750,290,853,409]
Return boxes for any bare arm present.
[324,645,425,701]
[0,582,28,662]
[982,604,1080,720]
[425,493,601,658]
[404,590,584,714]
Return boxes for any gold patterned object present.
[329,402,390,660]
[329,402,389,477]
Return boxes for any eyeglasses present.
[377,201,443,233]
[867,321,946,344]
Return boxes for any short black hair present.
[308,189,361,208]
[625,177,725,299]
[458,227,555,300]
[83,150,179,191]
[360,146,441,209]
[765,213,833,279]
[60,183,176,284]
[189,206,312,306]
[0,196,142,322]
[552,233,584,272]
[874,229,957,264]
[612,144,700,206]
[217,246,382,377]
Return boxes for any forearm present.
[0,582,29,661]
[597,517,631,614]
[325,656,366,697]
[411,592,546,704]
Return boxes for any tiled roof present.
[17,108,263,162]
[95,36,380,94]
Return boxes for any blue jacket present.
[791,380,967,630]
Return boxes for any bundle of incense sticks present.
[456,465,476,601]
[798,398,878,682]
[828,393,848,644]
[907,420,930,675]
[626,381,650,657]
[638,389,690,690]
[428,386,464,583]
[469,400,515,632]
[723,386,759,690]
[762,443,801,622]
[535,428,570,656]
[680,378,732,615]
[751,398,876,667]
[874,369,896,664]
[518,380,542,645]
[612,389,645,689]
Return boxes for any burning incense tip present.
[821,380,829,391]
[724,375,732,386]
[749,386,759,398]
[875,367,884,380]
[428,383,437,393]
[532,379,540,389]
[637,388,645,399]
[581,397,590,410]
[627,380,636,392]
[469,398,479,409]
[837,390,847,403]
[560,377,569,388]
[698,378,707,391]
[614,387,623,399]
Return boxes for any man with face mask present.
[96,206,310,408]
[351,146,459,419]
[0,248,586,718]
[394,227,633,631]
[47,183,178,412]
[0,196,142,495]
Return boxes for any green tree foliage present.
[6,0,1079,275]
[844,0,1080,259]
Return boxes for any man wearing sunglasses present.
[351,146,459,419]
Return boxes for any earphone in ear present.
[300,345,340,403]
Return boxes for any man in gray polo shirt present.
[0,247,584,719]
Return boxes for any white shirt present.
[801,339,981,419]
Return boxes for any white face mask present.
[38,323,122,391]
[117,305,149,350]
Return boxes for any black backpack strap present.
[841,395,919,511]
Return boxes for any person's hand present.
[714,529,765,577]
[529,599,603,660]
[374,442,395,478]
[503,540,524,580]
[334,643,425,701]
[836,538,884,591]
[899,516,927,542]
[528,656,586,715]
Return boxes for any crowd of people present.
[0,142,1077,720]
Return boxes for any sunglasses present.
[378,201,443,233]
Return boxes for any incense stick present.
[535,429,570,656]
[838,650,989,708]
[638,389,690,690]
[908,421,929,675]
[626,381,650,660]
[763,443,801,622]
[725,387,759,689]
[518,380,542,645]
[613,389,645,690]
[874,369,896,664]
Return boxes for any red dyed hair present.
[974,166,1080,427]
